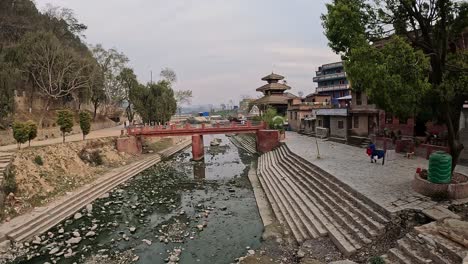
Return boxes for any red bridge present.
[118,121,281,160]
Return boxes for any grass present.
[146,138,173,153]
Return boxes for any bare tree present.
[42,4,87,37]
[174,90,192,115]
[160,67,177,83]
[20,31,92,125]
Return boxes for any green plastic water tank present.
[427,151,452,184]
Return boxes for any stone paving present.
[285,132,468,213]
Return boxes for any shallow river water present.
[11,135,263,264]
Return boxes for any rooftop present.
[261,72,285,81]
[256,82,291,92]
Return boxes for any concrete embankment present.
[0,139,191,245]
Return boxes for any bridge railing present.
[126,121,266,135]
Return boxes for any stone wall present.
[330,116,346,138]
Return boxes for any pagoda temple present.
[254,72,297,115]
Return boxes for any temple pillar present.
[191,134,204,161]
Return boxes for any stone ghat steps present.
[0,152,14,181]
[230,135,257,154]
[257,145,391,256]
[383,230,467,264]
[6,140,191,243]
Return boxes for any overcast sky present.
[35,0,339,106]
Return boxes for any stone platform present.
[284,132,468,213]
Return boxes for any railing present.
[316,84,350,92]
[321,61,343,70]
[313,72,347,82]
[126,121,266,136]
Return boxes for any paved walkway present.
[0,125,124,152]
[285,132,468,213]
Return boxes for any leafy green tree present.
[56,110,74,143]
[322,0,468,171]
[25,120,37,146]
[262,108,284,130]
[79,111,92,140]
[117,67,139,122]
[132,81,177,124]
[88,64,106,120]
[12,122,29,149]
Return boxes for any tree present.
[117,67,139,122]
[88,65,106,120]
[160,67,177,83]
[56,110,74,143]
[12,122,29,149]
[132,81,177,124]
[79,111,92,140]
[174,90,193,115]
[18,31,92,125]
[42,4,87,38]
[0,60,17,129]
[322,0,468,171]
[91,44,129,104]
[25,120,37,147]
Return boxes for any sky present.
[35,0,340,106]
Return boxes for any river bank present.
[1,134,290,264]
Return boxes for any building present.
[254,72,297,116]
[313,61,350,106]
[287,97,313,132]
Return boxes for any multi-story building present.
[313,61,350,106]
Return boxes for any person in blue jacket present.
[367,142,386,165]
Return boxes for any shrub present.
[369,256,385,264]
[79,149,103,166]
[3,168,17,194]
[79,111,92,140]
[12,122,29,149]
[56,110,74,143]
[25,120,37,146]
[34,155,43,166]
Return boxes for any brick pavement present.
[284,132,468,213]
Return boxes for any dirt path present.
[0,125,124,152]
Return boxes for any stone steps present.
[256,144,391,256]
[0,152,14,181]
[5,140,191,243]
[384,227,467,264]
[230,134,257,154]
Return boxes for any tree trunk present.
[28,139,31,147]
[38,98,50,128]
[93,101,98,121]
[445,109,464,173]
[62,132,65,143]
[83,134,85,140]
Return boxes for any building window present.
[290,112,293,120]
[354,116,359,128]
[318,119,323,127]
[356,91,362,105]
[399,118,407,124]
[385,114,393,124]
[338,120,344,129]
[294,112,298,120]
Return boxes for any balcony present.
[321,61,343,70]
[313,72,346,82]
[316,84,350,93]
[315,107,348,116]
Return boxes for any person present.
[367,142,386,165]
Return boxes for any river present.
[10,134,263,264]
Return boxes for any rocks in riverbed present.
[85,231,96,237]
[74,213,82,220]
[142,239,152,245]
[129,227,136,233]
[66,237,81,245]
